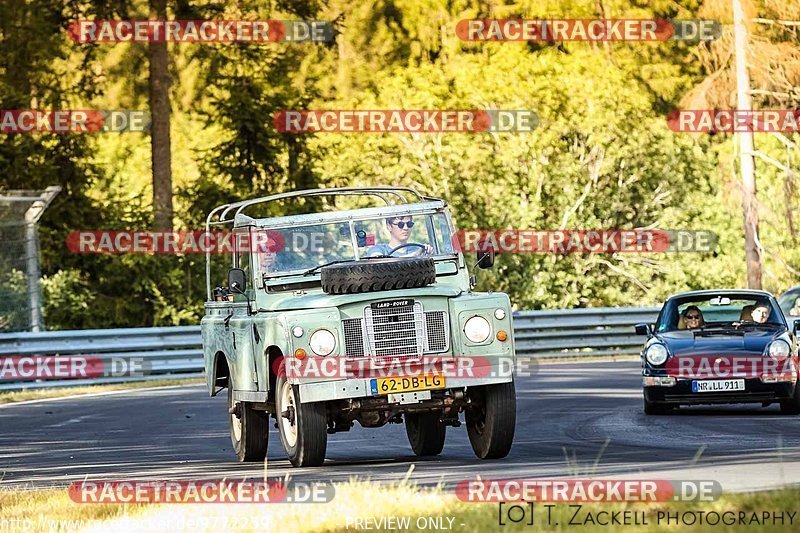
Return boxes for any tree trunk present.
[784,167,796,242]
[733,0,762,289]
[148,0,173,230]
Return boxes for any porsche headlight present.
[309,329,336,356]
[768,339,791,358]
[464,316,492,343]
[645,343,669,366]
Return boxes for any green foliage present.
[0,269,29,331]
[2,0,798,328]
[40,269,95,330]
[309,44,725,308]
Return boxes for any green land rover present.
[201,187,516,466]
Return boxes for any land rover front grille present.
[343,304,449,359]
[343,318,366,357]
[424,311,448,352]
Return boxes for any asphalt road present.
[2,360,800,492]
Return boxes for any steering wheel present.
[388,243,426,256]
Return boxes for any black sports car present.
[636,290,800,415]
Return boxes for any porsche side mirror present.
[635,323,653,337]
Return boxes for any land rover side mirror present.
[635,323,653,337]
[228,268,247,294]
[477,250,495,269]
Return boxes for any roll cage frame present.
[204,187,451,300]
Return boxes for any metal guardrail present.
[0,326,204,391]
[513,306,659,358]
[0,307,659,391]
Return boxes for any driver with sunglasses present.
[367,216,433,257]
[680,306,705,330]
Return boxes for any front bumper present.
[298,374,512,403]
[644,378,797,405]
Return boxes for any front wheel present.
[228,377,269,462]
[643,395,675,415]
[780,382,800,414]
[466,380,516,459]
[405,412,446,456]
[275,364,328,467]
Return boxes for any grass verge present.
[0,486,148,530]
[0,377,204,405]
[2,481,798,532]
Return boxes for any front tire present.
[405,412,446,456]
[228,377,269,462]
[643,395,674,415]
[780,382,800,414]
[275,363,328,467]
[466,380,516,459]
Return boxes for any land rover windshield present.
[254,212,456,278]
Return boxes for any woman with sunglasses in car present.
[366,216,433,257]
[680,306,705,330]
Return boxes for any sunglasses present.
[685,314,701,320]
[390,221,414,229]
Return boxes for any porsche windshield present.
[657,295,784,332]
[253,212,456,277]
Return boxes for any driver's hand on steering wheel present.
[386,242,434,256]
[404,243,434,256]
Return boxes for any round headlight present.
[769,339,791,358]
[291,326,304,338]
[464,316,492,343]
[494,308,506,320]
[309,329,336,356]
[645,343,669,366]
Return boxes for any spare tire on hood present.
[320,257,436,294]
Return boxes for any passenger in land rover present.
[367,215,434,257]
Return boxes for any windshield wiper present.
[302,255,388,276]
[303,260,352,276]
[737,322,779,329]
[693,327,744,336]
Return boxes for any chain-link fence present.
[0,187,60,332]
